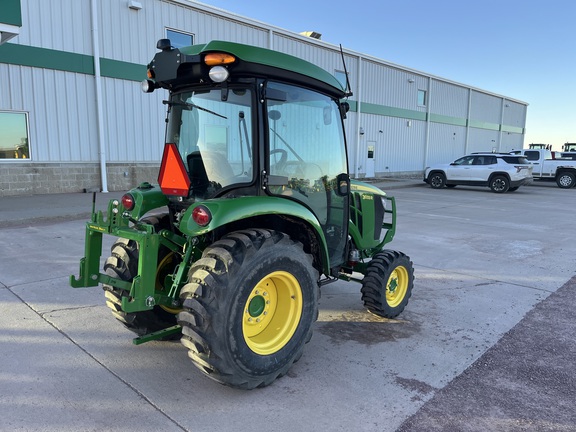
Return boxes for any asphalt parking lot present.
[1,181,575,431]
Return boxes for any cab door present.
[264,81,349,267]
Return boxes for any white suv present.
[424,153,533,193]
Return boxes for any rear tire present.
[178,229,319,389]
[490,175,510,193]
[103,215,180,338]
[361,250,414,318]
[556,172,576,189]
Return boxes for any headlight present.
[208,66,229,83]
[141,79,155,93]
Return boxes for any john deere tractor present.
[71,39,414,389]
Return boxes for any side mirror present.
[339,101,350,119]
[336,173,350,196]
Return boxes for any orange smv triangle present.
[158,143,191,196]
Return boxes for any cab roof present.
[150,39,347,99]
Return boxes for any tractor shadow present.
[316,306,420,346]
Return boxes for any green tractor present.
[71,39,414,389]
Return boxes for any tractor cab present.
[147,39,351,268]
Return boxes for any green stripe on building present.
[468,119,500,131]
[100,58,146,81]
[2,0,22,26]
[501,125,525,134]
[361,102,427,121]
[429,113,467,127]
[0,43,145,81]
[0,43,94,74]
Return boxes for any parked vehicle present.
[424,153,533,193]
[510,149,576,188]
[529,143,551,150]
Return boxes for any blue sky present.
[200,0,575,150]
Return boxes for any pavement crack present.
[415,264,558,293]
[38,304,101,316]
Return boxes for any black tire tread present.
[178,228,318,389]
[360,250,414,318]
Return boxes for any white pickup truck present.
[511,149,576,188]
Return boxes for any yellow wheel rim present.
[385,265,409,308]
[156,252,182,314]
[242,271,303,355]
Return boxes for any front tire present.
[178,229,319,389]
[428,172,446,189]
[361,250,414,318]
[490,175,510,193]
[556,172,576,188]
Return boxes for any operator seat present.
[187,150,234,196]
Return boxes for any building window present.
[0,111,29,160]
[166,28,194,48]
[417,89,427,107]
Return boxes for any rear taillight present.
[192,205,212,226]
[121,193,135,210]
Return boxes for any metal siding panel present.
[17,0,92,54]
[0,64,19,108]
[361,61,426,113]
[273,34,348,80]
[502,101,526,130]
[153,2,269,53]
[40,69,94,161]
[103,79,127,161]
[101,77,164,163]
[357,115,425,174]
[427,123,467,165]
[380,118,425,173]
[430,80,469,118]
[501,132,524,152]
[2,65,99,162]
[468,128,500,153]
[470,91,503,123]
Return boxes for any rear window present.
[501,156,529,164]
[524,151,541,161]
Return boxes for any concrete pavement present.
[1,180,575,431]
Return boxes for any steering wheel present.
[270,149,288,173]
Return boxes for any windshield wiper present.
[163,100,227,119]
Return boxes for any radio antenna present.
[339,44,353,98]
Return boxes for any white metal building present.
[0,0,528,196]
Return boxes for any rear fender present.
[179,196,331,273]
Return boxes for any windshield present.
[165,87,254,198]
